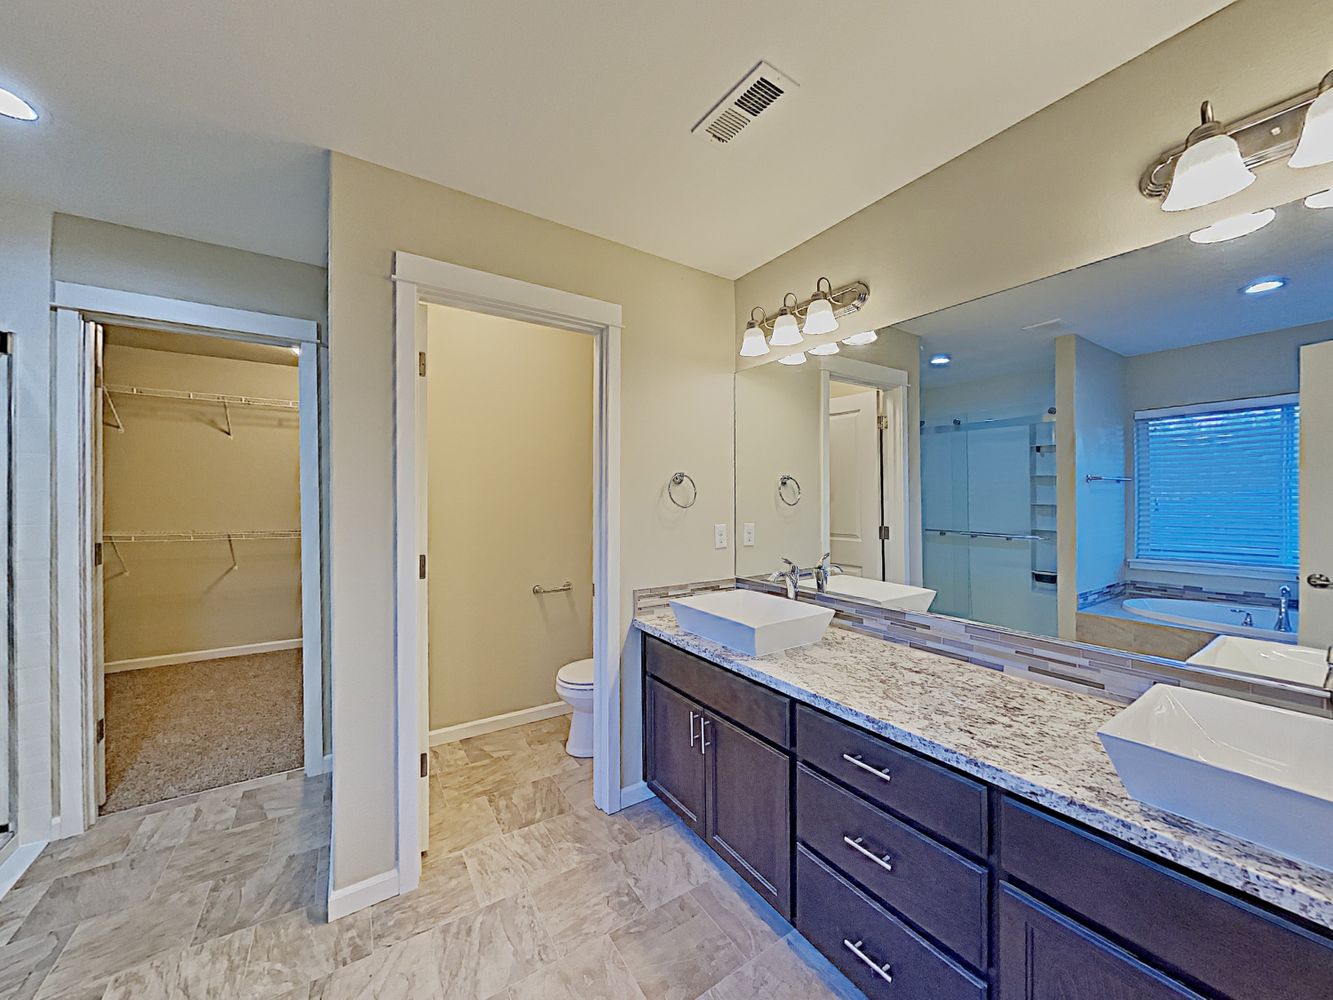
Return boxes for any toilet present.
[555,657,595,757]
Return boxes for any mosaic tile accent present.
[1078,579,1298,611]
[1077,581,1128,609]
[736,577,1330,718]
[632,579,736,615]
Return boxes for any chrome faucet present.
[768,558,802,600]
[813,552,844,594]
[1275,586,1293,633]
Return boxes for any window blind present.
[1134,397,1299,569]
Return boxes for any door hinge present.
[0,330,12,356]
[94,542,104,567]
[418,352,427,377]
[420,752,429,778]
[419,554,427,580]
[877,414,889,430]
[878,525,892,541]
[96,718,105,743]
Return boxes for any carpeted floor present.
[103,648,304,813]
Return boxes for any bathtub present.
[1121,597,1299,643]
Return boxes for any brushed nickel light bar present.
[740,279,870,358]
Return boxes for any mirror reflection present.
[735,192,1333,689]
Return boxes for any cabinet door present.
[998,887,1203,1000]
[704,712,792,917]
[645,678,705,833]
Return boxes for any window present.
[1134,395,1299,570]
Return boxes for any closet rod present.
[103,384,298,411]
[101,530,300,543]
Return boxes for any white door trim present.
[51,283,327,844]
[390,252,623,898]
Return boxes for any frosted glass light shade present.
[841,330,877,346]
[1162,133,1255,211]
[776,352,806,365]
[1188,209,1275,244]
[807,341,839,356]
[1290,86,1333,168]
[770,310,803,347]
[0,87,38,121]
[1305,188,1333,209]
[802,296,838,335]
[739,324,770,357]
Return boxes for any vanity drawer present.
[644,636,790,747]
[797,765,988,969]
[795,704,988,856]
[999,798,1333,1000]
[796,846,987,1000]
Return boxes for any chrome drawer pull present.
[842,753,892,783]
[843,939,893,984]
[843,835,894,872]
[688,710,699,748]
[700,717,711,755]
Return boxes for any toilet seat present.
[557,657,594,688]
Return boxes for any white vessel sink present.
[799,576,936,611]
[1098,685,1333,870]
[1186,635,1329,687]
[670,589,834,657]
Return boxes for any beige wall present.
[102,342,301,664]
[425,306,593,730]
[327,154,735,889]
[733,0,1333,344]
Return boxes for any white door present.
[1300,340,1333,648]
[416,302,431,851]
[827,388,882,579]
[91,321,107,806]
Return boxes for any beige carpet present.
[103,648,304,813]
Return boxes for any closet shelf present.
[102,530,300,543]
[103,384,297,410]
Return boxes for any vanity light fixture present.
[770,293,803,347]
[841,330,878,346]
[1289,71,1333,168]
[740,307,771,357]
[776,352,807,365]
[0,86,38,122]
[1188,208,1276,244]
[802,278,839,336]
[807,341,840,356]
[928,353,952,367]
[739,279,869,358]
[1240,277,1287,295]
[1305,188,1333,209]
[1161,102,1255,212]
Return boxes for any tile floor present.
[0,717,861,999]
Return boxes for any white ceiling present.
[901,196,1333,385]
[0,0,1232,275]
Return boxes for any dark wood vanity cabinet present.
[641,632,1333,1000]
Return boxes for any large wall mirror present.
[735,190,1333,689]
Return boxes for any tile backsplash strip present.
[1078,579,1296,611]
[632,578,737,615]
[733,578,1332,718]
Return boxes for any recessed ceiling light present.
[840,331,877,346]
[0,86,38,122]
[776,352,806,366]
[928,353,952,367]
[1240,277,1287,295]
[1189,209,1276,244]
[1305,188,1333,209]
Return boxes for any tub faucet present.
[813,552,843,593]
[1275,586,1293,633]
[769,558,801,600]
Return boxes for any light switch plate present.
[743,522,755,546]
[714,523,728,549]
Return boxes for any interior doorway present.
[96,325,306,811]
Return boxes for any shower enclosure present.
[920,412,1058,636]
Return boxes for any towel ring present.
[778,475,802,506]
[668,472,697,509]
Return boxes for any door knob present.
[1308,573,1332,589]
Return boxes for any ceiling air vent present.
[691,61,798,146]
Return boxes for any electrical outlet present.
[714,523,728,549]
[743,522,755,546]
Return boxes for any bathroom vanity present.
[637,614,1333,1000]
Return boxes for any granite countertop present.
[634,609,1333,931]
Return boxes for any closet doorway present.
[52,285,325,834]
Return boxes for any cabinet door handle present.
[842,753,892,783]
[842,939,893,984]
[700,717,711,756]
[843,835,894,872]
[688,711,699,748]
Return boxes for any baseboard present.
[105,638,303,673]
[429,701,571,746]
[0,841,44,899]
[620,781,655,808]
[327,869,399,921]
